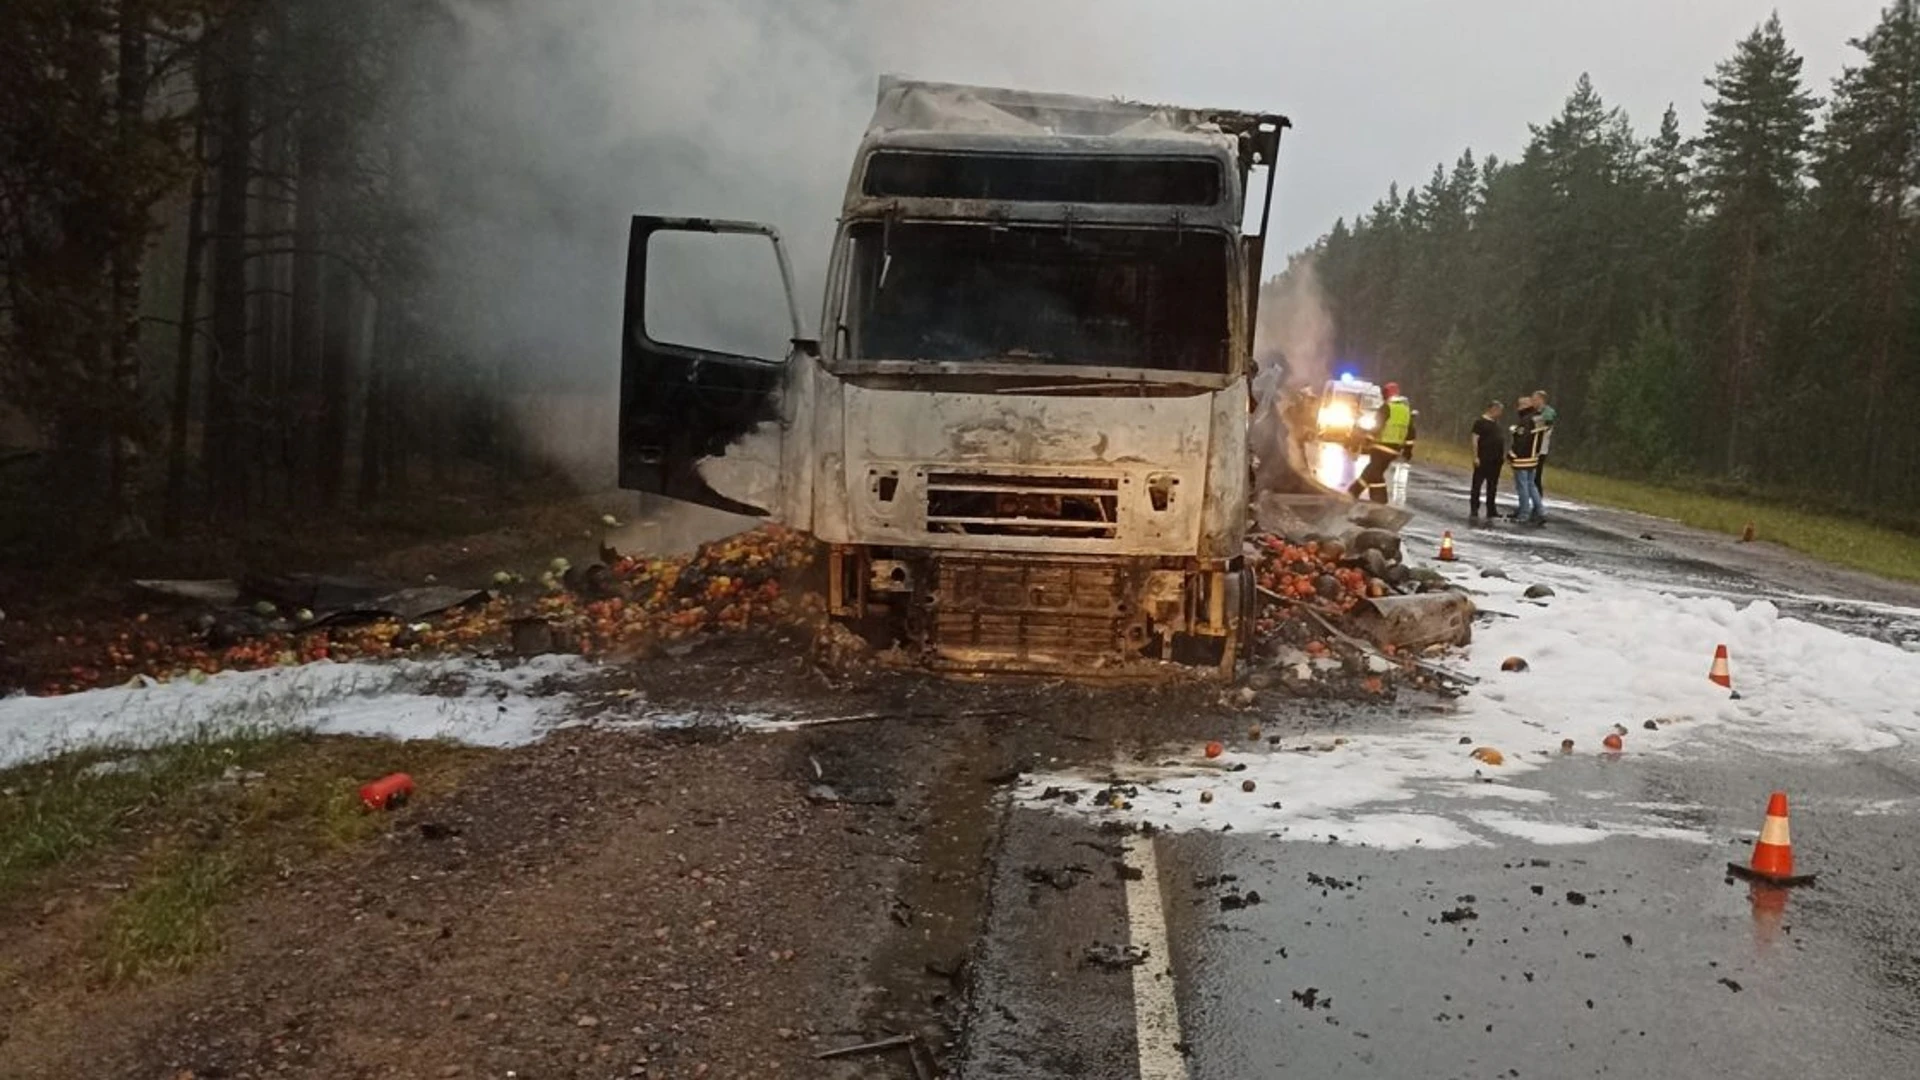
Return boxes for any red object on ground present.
[1709,644,1733,689]
[1204,741,1224,759]
[1602,732,1624,751]
[1438,531,1457,562]
[359,772,415,811]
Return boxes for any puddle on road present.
[1017,733,1721,852]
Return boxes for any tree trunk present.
[316,258,354,508]
[253,0,294,510]
[250,127,289,510]
[205,11,255,520]
[1723,225,1759,478]
[164,116,209,537]
[1863,203,1904,501]
[286,183,324,508]
[358,293,393,505]
[108,0,152,541]
[383,321,412,490]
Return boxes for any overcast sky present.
[852,0,1891,254]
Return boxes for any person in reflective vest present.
[1508,395,1546,526]
[1347,382,1416,504]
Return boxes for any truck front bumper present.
[826,546,1248,676]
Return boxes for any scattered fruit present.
[18,524,817,696]
[1205,741,1224,759]
[1602,732,1624,751]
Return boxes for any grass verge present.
[1,732,483,981]
[0,730,298,898]
[1419,441,1920,583]
[102,849,237,982]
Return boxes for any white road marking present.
[1123,834,1190,1080]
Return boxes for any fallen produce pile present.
[1243,526,1474,698]
[3,524,819,696]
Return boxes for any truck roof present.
[867,76,1288,167]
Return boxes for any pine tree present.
[1813,0,1920,495]
[1647,104,1692,196]
[1586,311,1695,474]
[1516,75,1646,420]
[1429,328,1488,439]
[1632,104,1695,322]
[1694,13,1818,476]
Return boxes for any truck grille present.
[923,471,1120,540]
[929,558,1130,669]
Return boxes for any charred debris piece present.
[1084,943,1150,970]
[1247,527,1474,698]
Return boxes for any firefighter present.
[1509,395,1545,526]
[1347,381,1415,504]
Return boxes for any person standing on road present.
[1347,381,1415,504]
[1509,395,1545,526]
[1469,400,1505,525]
[1531,390,1557,505]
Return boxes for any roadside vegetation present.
[1,729,482,982]
[1421,441,1920,583]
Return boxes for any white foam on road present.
[0,655,595,770]
[1020,545,1920,850]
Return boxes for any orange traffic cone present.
[1438,531,1457,562]
[1708,645,1732,689]
[1727,791,1816,887]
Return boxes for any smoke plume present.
[400,0,1158,489]
[1247,252,1337,491]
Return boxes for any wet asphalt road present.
[958,475,1920,1078]
[1155,754,1920,1078]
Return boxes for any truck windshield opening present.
[841,221,1231,373]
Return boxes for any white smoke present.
[1254,251,1336,391]
[400,0,1157,486]
[1248,252,1337,491]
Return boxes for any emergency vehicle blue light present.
[1337,370,1357,384]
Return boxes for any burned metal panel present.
[810,382,1229,557]
[1199,385,1251,559]
[617,216,800,517]
[924,556,1136,671]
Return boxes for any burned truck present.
[619,77,1289,675]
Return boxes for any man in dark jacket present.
[1509,396,1545,526]
[1468,400,1505,524]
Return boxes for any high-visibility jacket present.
[1372,396,1414,452]
[1509,411,1543,468]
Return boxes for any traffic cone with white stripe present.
[1438,531,1457,562]
[1708,645,1733,692]
[1727,791,1816,887]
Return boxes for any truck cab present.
[618,78,1289,675]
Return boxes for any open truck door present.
[619,217,804,517]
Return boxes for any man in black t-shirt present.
[1469,400,1505,524]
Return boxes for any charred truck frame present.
[620,78,1289,675]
